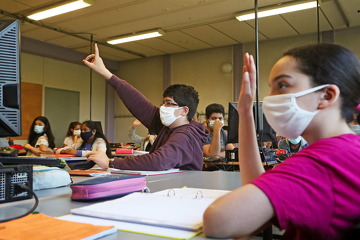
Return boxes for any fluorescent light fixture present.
[236,1,317,21]
[27,0,93,20]
[107,29,165,45]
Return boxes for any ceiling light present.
[107,29,165,45]
[27,0,93,20]
[236,1,317,21]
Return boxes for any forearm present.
[39,144,49,152]
[108,75,158,128]
[208,132,224,157]
[128,127,144,145]
[238,110,264,185]
[25,144,37,153]
[203,184,273,238]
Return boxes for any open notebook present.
[70,188,230,231]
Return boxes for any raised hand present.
[238,53,256,114]
[83,43,113,80]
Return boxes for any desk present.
[0,171,263,240]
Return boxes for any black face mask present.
[81,131,93,142]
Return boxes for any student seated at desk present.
[278,136,308,155]
[63,121,82,147]
[82,43,208,171]
[56,120,111,157]
[203,103,234,158]
[24,116,55,156]
[129,119,156,151]
[203,44,360,239]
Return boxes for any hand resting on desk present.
[87,151,110,169]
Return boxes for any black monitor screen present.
[0,20,21,137]
[227,102,239,144]
[227,102,276,144]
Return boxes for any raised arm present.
[203,120,225,157]
[238,53,265,184]
[203,53,274,239]
[83,44,158,128]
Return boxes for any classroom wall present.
[17,53,106,145]
[113,56,164,144]
[17,26,360,146]
[113,26,360,144]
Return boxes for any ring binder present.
[71,188,231,231]
[167,189,176,197]
[194,190,203,199]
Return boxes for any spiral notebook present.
[70,188,230,231]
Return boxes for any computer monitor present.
[0,20,21,137]
[227,102,275,144]
[227,102,239,144]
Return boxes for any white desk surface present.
[0,171,261,240]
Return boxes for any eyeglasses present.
[162,102,179,107]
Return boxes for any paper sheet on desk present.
[109,168,186,176]
[0,213,116,240]
[70,188,230,233]
[58,215,201,240]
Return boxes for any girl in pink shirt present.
[203,44,360,239]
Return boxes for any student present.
[82,43,208,171]
[57,120,111,157]
[24,116,55,156]
[129,119,156,151]
[63,121,81,147]
[278,136,308,154]
[203,44,360,239]
[203,103,234,157]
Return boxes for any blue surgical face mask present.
[288,136,302,145]
[34,125,44,134]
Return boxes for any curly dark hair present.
[205,103,225,119]
[163,84,199,122]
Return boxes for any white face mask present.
[160,106,182,127]
[263,84,329,139]
[209,120,224,130]
[73,129,81,136]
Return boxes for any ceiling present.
[0,0,359,62]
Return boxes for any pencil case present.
[115,148,134,154]
[70,174,147,201]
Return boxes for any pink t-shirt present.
[251,134,360,240]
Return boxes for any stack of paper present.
[62,188,230,239]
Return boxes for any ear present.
[317,84,340,110]
[181,106,190,116]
